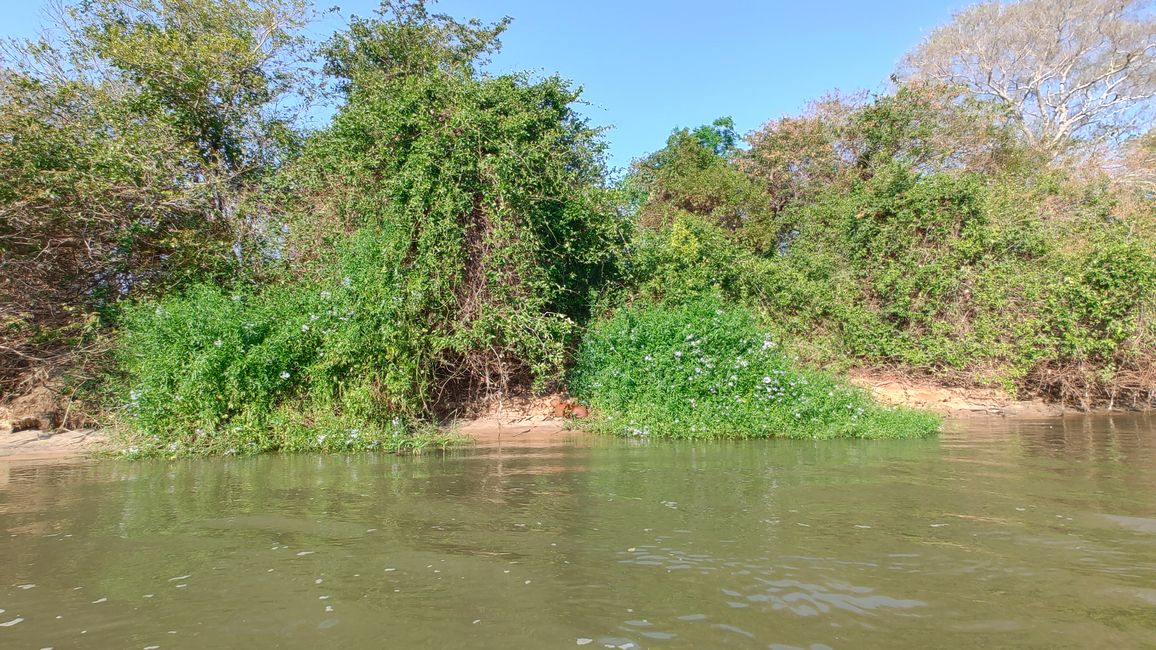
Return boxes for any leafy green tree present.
[275,64,618,411]
[113,1,622,448]
[320,0,509,95]
[626,117,766,232]
[690,116,739,156]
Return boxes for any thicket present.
[0,0,310,402]
[106,1,628,453]
[624,83,1156,408]
[5,0,1156,453]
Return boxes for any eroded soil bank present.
[846,369,1067,418]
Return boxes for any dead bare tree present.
[900,0,1156,156]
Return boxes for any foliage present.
[767,164,1155,376]
[620,213,771,306]
[627,85,1156,407]
[625,116,767,232]
[321,0,509,95]
[0,0,312,395]
[113,264,471,455]
[13,0,1156,454]
[113,1,624,447]
[570,297,940,439]
[278,66,619,405]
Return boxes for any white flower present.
[301,324,310,332]
[231,295,242,302]
[674,351,683,358]
[342,277,352,287]
[214,339,223,347]
[762,376,772,384]
[320,291,331,299]
[280,371,291,380]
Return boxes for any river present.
[2,415,1155,648]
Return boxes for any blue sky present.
[3,0,970,171]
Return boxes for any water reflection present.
[0,416,1155,648]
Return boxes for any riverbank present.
[1,371,1136,460]
[0,428,109,460]
[847,370,1067,418]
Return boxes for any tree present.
[900,0,1156,155]
[320,0,510,95]
[0,0,312,393]
[279,3,617,411]
[1114,128,1156,189]
[626,118,765,232]
[690,116,739,156]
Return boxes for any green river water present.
[2,415,1156,648]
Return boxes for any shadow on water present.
[1,414,1155,648]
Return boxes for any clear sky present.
[2,0,970,172]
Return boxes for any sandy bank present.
[0,428,109,461]
[847,369,1067,418]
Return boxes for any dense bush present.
[279,67,621,399]
[115,260,456,456]
[14,0,1156,456]
[625,87,1156,408]
[113,13,624,451]
[763,166,1156,400]
[570,297,939,439]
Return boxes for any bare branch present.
[900,0,1156,156]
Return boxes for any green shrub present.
[112,51,629,455]
[113,230,465,456]
[277,69,622,393]
[625,214,766,304]
[735,164,1156,398]
[117,285,406,457]
[569,297,940,440]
